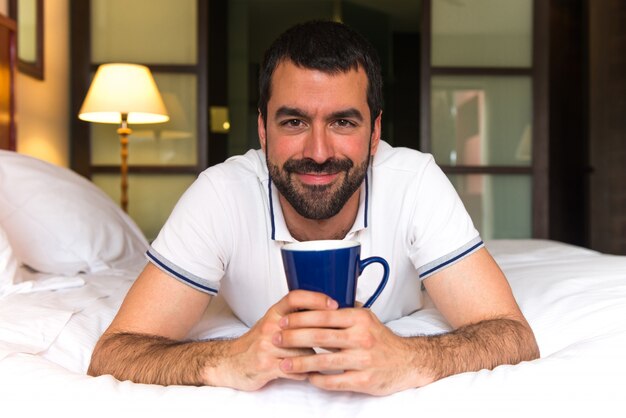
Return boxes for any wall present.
[0,0,70,167]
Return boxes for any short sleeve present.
[407,157,483,279]
[148,173,233,295]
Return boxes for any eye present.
[281,119,304,128]
[333,119,357,128]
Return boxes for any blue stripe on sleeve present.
[146,250,218,294]
[419,240,484,278]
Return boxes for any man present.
[88,20,539,396]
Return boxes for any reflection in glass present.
[432,0,532,67]
[91,0,197,65]
[431,76,532,167]
[91,73,198,166]
[93,174,196,241]
[448,174,532,239]
[16,0,37,62]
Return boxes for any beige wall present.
[1,1,70,167]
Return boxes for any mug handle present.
[359,256,389,309]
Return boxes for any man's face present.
[259,60,381,220]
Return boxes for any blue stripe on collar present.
[364,171,369,228]
[269,177,276,240]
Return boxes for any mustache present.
[283,158,354,174]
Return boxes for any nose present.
[302,124,334,163]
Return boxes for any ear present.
[369,111,383,156]
[258,110,267,152]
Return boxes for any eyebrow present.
[274,106,364,123]
[329,108,364,122]
[275,106,309,120]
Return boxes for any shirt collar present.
[267,167,371,242]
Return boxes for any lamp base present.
[117,125,132,213]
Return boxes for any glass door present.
[423,0,535,239]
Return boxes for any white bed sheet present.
[1,239,626,417]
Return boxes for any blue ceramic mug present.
[281,240,389,309]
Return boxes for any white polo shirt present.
[148,141,482,327]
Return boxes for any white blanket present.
[1,239,625,417]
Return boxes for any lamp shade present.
[78,63,169,124]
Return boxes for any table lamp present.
[78,63,169,212]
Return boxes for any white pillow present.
[0,224,21,296]
[0,150,149,275]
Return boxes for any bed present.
[1,150,626,417]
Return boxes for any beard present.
[268,153,370,220]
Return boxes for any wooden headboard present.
[0,13,16,151]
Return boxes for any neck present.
[279,190,361,242]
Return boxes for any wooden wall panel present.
[547,0,588,247]
[0,14,16,151]
[589,0,626,254]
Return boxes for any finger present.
[307,370,368,393]
[279,351,365,374]
[280,308,358,330]
[266,334,316,355]
[279,371,310,382]
[277,346,316,357]
[265,358,310,382]
[276,328,354,350]
[257,349,314,382]
[272,290,338,316]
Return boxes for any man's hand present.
[202,290,340,391]
[272,301,431,396]
[271,281,538,396]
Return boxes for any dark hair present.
[258,20,383,129]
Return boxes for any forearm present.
[87,332,230,386]
[409,317,540,384]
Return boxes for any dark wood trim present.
[9,0,44,80]
[69,0,92,178]
[0,14,17,33]
[91,165,200,175]
[419,0,431,153]
[532,0,550,239]
[34,0,44,77]
[197,0,209,168]
[431,67,532,76]
[587,0,626,253]
[0,14,17,151]
[545,0,588,246]
[578,0,590,246]
[441,166,532,175]
[207,0,229,166]
[0,14,16,33]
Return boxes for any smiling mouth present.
[295,171,340,186]
[283,157,353,187]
